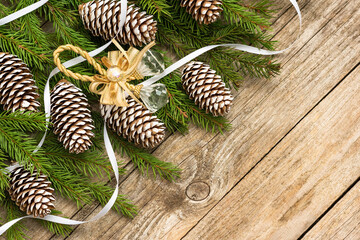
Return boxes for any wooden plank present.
[62,0,360,239]
[42,0,303,239]
[182,65,360,239]
[302,181,360,240]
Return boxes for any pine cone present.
[101,98,166,148]
[181,0,223,25]
[0,53,40,112]
[182,61,233,116]
[51,80,95,154]
[8,166,55,218]
[79,0,157,46]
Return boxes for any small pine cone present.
[181,0,223,25]
[8,166,55,218]
[101,98,166,148]
[79,0,157,46]
[51,80,95,154]
[0,53,40,112]
[182,61,233,117]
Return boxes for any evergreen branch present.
[0,149,9,201]
[1,196,28,240]
[235,52,280,78]
[0,111,48,132]
[38,210,73,236]
[109,130,182,182]
[91,111,182,181]
[43,134,126,179]
[136,0,171,18]
[222,0,273,31]
[39,220,72,237]
[0,126,48,173]
[0,30,50,70]
[46,168,92,208]
[88,184,137,218]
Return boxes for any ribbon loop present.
[53,45,107,82]
[53,40,156,107]
[0,0,302,235]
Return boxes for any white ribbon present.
[0,0,301,235]
[143,0,301,86]
[0,0,49,25]
[0,0,127,235]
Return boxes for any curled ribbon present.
[0,0,301,235]
[53,40,156,107]
[0,0,128,235]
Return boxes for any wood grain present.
[183,65,360,240]
[2,0,359,239]
[60,0,360,239]
[302,181,360,240]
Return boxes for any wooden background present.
[2,0,360,239]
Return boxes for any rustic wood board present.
[182,63,360,240]
[302,181,360,240]
[1,0,359,239]
[58,0,359,239]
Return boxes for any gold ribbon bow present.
[53,40,156,107]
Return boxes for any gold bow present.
[53,40,156,107]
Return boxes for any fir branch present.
[0,126,49,173]
[43,134,126,179]
[136,0,171,18]
[41,1,97,49]
[46,168,93,208]
[109,129,181,182]
[0,149,9,202]
[2,196,28,240]
[88,183,137,218]
[0,111,48,132]
[38,210,72,236]
[0,29,50,70]
[222,0,273,31]
[91,111,182,181]
[235,52,280,79]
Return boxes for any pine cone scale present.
[79,1,157,46]
[182,61,233,117]
[51,80,95,154]
[101,98,166,148]
[0,53,40,112]
[8,166,56,218]
[181,0,223,25]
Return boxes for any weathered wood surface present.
[3,0,360,239]
[183,57,360,240]
[303,181,360,240]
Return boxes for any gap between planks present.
[47,1,303,239]
[59,0,360,238]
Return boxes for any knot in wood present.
[185,181,210,201]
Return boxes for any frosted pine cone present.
[182,61,233,116]
[8,166,55,218]
[181,0,223,25]
[51,80,95,154]
[79,0,157,46]
[101,98,166,148]
[0,53,40,112]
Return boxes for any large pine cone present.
[101,98,166,148]
[79,0,157,46]
[0,53,40,112]
[181,0,223,25]
[182,61,233,116]
[8,166,55,218]
[51,80,95,154]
